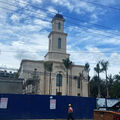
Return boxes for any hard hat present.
[68,104,71,106]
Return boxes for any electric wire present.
[0,3,120,41]
[0,1,120,68]
[79,0,120,11]
[15,0,120,35]
[0,0,120,37]
[1,50,120,54]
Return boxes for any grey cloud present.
[14,50,39,60]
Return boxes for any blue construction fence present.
[0,94,96,119]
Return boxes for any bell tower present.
[45,14,69,62]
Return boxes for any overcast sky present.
[0,0,120,77]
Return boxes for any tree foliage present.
[63,58,72,95]
[90,73,120,98]
[90,59,120,98]
[44,61,53,94]
[84,62,90,72]
[100,60,109,97]
[100,60,109,72]
[44,61,53,72]
[63,58,72,70]
[94,61,102,97]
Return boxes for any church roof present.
[52,13,65,21]
[54,13,63,19]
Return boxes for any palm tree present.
[84,62,90,96]
[44,61,53,95]
[90,75,99,97]
[44,62,47,94]
[63,58,72,95]
[107,74,114,97]
[101,60,109,97]
[114,72,120,80]
[94,61,102,98]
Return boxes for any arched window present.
[58,22,61,30]
[56,74,62,86]
[58,38,61,49]
[77,79,80,88]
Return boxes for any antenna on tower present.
[57,9,60,14]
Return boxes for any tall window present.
[58,22,61,30]
[58,38,61,49]
[56,74,62,86]
[77,79,80,88]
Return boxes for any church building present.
[19,14,88,96]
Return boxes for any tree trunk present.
[80,77,82,96]
[80,70,84,96]
[105,70,109,108]
[49,72,51,95]
[106,71,109,97]
[69,68,72,95]
[66,70,68,95]
[44,70,46,94]
[88,73,90,97]
[97,72,101,98]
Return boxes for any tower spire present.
[44,13,69,62]
[57,10,60,14]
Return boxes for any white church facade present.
[19,14,88,97]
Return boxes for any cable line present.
[1,4,120,41]
[1,50,120,54]
[18,0,119,30]
[0,0,120,37]
[79,0,120,11]
[1,0,119,36]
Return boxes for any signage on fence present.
[0,98,8,109]
[50,99,56,109]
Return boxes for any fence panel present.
[0,94,96,119]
